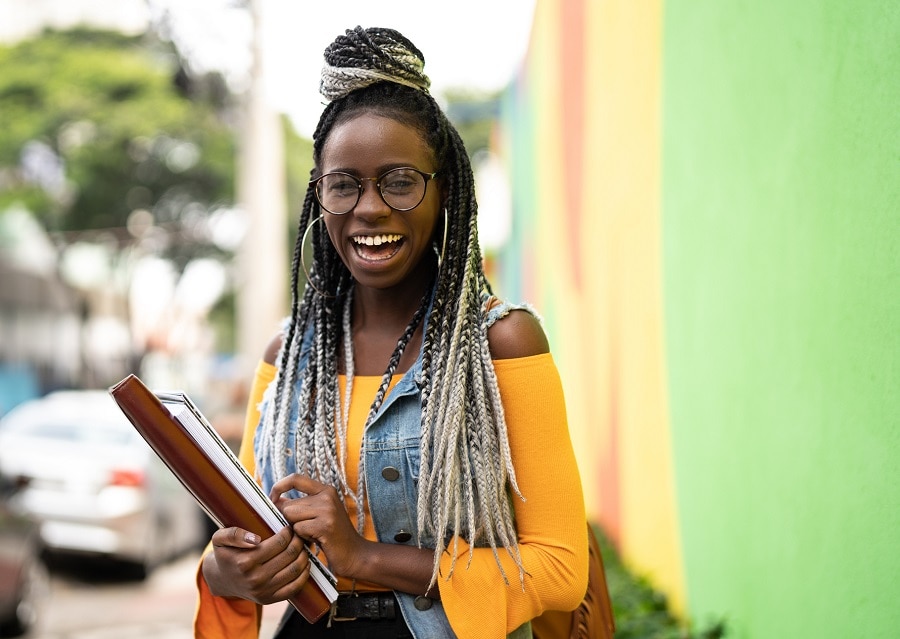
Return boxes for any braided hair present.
[257,26,524,589]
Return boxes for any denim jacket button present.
[394,530,412,543]
[414,596,433,611]
[381,466,400,481]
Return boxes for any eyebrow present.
[323,163,431,176]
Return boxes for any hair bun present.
[320,26,431,101]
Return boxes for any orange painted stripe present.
[559,0,587,290]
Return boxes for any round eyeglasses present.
[310,167,439,215]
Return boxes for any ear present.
[439,175,450,207]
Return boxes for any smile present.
[351,233,404,261]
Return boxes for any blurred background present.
[0,0,897,638]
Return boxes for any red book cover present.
[109,374,336,623]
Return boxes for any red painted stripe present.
[599,333,622,545]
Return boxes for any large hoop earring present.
[433,207,448,271]
[300,214,335,298]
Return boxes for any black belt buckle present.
[332,592,397,621]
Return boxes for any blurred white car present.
[0,390,208,579]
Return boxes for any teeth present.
[353,234,402,246]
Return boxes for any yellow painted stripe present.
[581,0,687,614]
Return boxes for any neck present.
[347,276,433,377]
[351,270,434,334]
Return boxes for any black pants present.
[274,601,414,639]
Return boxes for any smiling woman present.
[194,26,586,639]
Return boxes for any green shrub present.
[593,525,727,639]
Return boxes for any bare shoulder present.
[263,332,284,365]
[487,308,550,360]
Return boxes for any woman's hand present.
[270,473,440,598]
[270,474,366,578]
[201,524,310,605]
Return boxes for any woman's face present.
[318,112,442,292]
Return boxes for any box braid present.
[257,26,524,590]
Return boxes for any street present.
[32,551,287,639]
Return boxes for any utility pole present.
[235,0,287,374]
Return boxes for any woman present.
[195,26,588,638]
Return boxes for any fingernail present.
[245,532,261,544]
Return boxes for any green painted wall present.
[662,2,899,637]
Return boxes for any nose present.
[353,178,390,218]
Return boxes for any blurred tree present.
[443,88,502,158]
[0,27,235,266]
[283,114,314,245]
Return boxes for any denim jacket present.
[255,299,534,638]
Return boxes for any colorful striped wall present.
[494,1,899,636]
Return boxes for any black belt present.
[332,592,397,621]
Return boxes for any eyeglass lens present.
[315,168,429,214]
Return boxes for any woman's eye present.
[382,174,417,192]
[327,179,358,195]
[384,180,412,191]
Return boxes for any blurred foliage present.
[283,115,314,245]
[595,525,728,639]
[0,27,235,262]
[208,288,237,354]
[443,88,502,159]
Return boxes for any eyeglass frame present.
[309,167,440,215]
